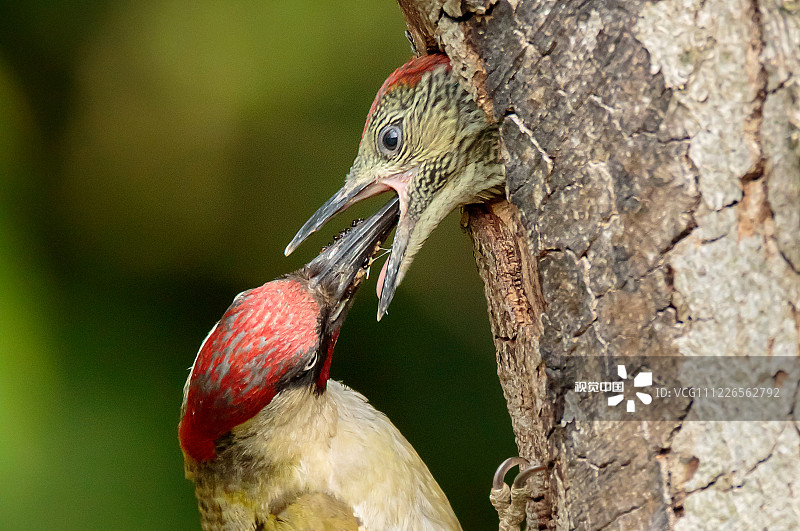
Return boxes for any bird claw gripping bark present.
[491,457,547,531]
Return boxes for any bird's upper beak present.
[286,168,417,321]
[304,196,400,327]
[285,174,399,257]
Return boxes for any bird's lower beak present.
[306,197,400,325]
[375,218,413,321]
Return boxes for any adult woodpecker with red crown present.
[285,53,505,320]
[179,198,462,530]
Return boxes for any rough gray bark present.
[399,0,800,529]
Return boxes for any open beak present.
[286,170,416,321]
[285,179,393,257]
[305,196,400,327]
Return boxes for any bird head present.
[179,198,399,463]
[285,53,502,320]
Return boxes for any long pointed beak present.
[375,219,413,321]
[285,180,390,257]
[305,197,399,325]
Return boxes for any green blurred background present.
[0,1,514,528]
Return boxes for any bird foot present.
[490,457,546,531]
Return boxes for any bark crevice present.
[398,0,800,528]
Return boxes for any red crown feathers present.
[363,53,451,136]
[179,279,320,462]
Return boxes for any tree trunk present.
[399,1,800,529]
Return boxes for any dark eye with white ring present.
[378,124,402,156]
[302,352,317,372]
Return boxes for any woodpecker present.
[285,53,505,320]
[179,198,462,530]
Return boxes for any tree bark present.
[399,1,800,529]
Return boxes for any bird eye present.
[302,352,317,372]
[378,124,402,156]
